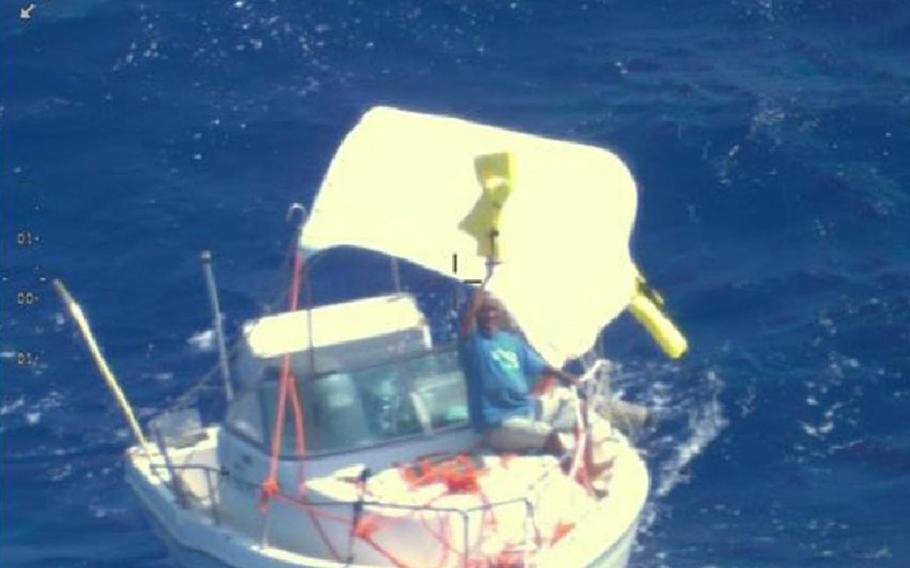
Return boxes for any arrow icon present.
[20,3,36,20]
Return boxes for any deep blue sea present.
[3,1,910,566]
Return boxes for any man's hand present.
[543,366,579,387]
[557,370,580,387]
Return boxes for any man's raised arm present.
[460,288,487,339]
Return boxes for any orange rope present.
[260,356,291,510]
[258,244,343,561]
[285,252,306,471]
[286,371,307,490]
[431,515,452,568]
[355,530,412,568]
[262,248,304,491]
[271,493,349,523]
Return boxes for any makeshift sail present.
[299,106,640,366]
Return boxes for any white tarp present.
[299,106,638,365]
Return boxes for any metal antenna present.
[201,251,233,401]
[287,203,317,375]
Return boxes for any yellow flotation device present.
[459,152,514,262]
[628,271,688,359]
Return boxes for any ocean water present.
[2,1,909,566]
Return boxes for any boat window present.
[225,390,265,445]
[258,348,469,456]
[405,350,469,429]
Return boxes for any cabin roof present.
[242,293,428,359]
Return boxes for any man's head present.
[476,292,503,338]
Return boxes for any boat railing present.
[577,358,613,399]
[149,461,545,566]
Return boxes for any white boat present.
[59,106,688,568]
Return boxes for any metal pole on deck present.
[200,251,233,402]
[390,257,401,293]
[53,280,150,451]
[287,203,317,375]
[301,236,317,375]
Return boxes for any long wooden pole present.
[53,280,149,449]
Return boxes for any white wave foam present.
[655,370,728,497]
[48,464,74,483]
[0,391,65,427]
[187,328,216,352]
[140,371,174,383]
[0,396,25,416]
[800,419,834,438]
[88,500,126,519]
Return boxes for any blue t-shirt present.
[458,330,548,432]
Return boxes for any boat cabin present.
[225,294,471,458]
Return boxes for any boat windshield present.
[253,347,469,457]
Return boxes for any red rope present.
[260,357,291,510]
[272,493,349,523]
[262,248,305,492]
[356,531,412,568]
[305,503,343,560]
[417,500,468,566]
[550,521,575,546]
[286,371,307,490]
[285,251,305,459]
[287,241,304,310]
[431,515,452,568]
[258,245,343,561]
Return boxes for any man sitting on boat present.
[458,288,584,456]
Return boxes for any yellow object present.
[53,280,150,451]
[628,274,688,359]
[459,152,514,261]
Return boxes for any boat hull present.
[126,438,647,568]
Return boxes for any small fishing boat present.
[57,107,687,567]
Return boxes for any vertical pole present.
[523,499,535,566]
[462,511,470,568]
[153,426,187,508]
[300,237,317,375]
[390,257,401,294]
[286,203,317,375]
[261,507,273,548]
[206,469,220,525]
[200,251,233,402]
